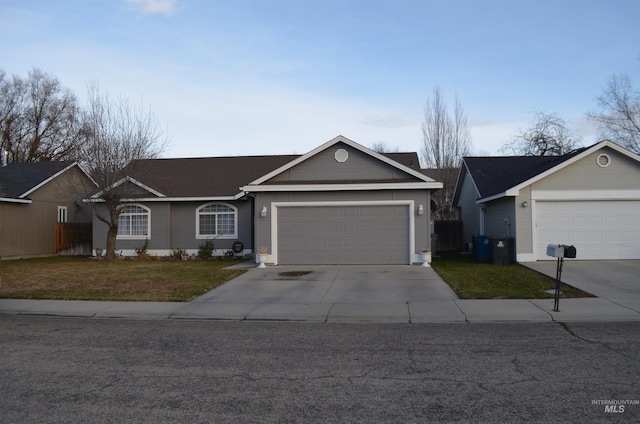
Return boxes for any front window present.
[197,203,237,238]
[117,204,150,238]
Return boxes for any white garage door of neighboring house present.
[536,200,640,260]
[277,204,410,265]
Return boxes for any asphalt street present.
[1,318,638,423]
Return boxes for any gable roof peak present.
[0,160,81,199]
[244,135,439,187]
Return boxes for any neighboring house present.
[92,135,442,265]
[0,160,96,258]
[452,140,640,261]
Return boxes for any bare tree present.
[500,111,581,156]
[588,73,640,154]
[421,88,472,220]
[80,83,168,260]
[0,68,83,162]
[370,141,399,153]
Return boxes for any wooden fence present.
[434,220,463,251]
[56,223,92,255]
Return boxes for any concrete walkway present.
[1,263,639,323]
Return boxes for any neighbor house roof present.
[454,140,640,204]
[0,161,78,203]
[123,150,425,200]
[462,150,585,199]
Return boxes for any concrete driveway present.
[183,265,460,322]
[523,260,640,311]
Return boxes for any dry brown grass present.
[0,256,246,301]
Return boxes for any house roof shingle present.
[126,152,423,198]
[463,147,588,199]
[0,161,75,199]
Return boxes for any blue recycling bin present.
[474,235,490,262]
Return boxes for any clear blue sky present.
[1,0,639,159]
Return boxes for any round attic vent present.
[335,148,349,163]
[596,153,610,168]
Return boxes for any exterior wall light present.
[260,206,268,218]
[521,201,529,208]
[417,204,424,216]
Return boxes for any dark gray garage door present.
[277,205,410,265]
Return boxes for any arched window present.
[117,204,150,239]
[197,203,237,239]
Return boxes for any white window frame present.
[117,204,151,240]
[196,202,238,239]
[57,206,68,223]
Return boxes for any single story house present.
[0,160,95,258]
[92,135,443,265]
[452,140,640,261]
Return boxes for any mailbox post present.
[546,244,577,311]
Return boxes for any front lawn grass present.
[0,256,246,302]
[431,251,594,299]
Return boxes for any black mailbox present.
[563,245,576,258]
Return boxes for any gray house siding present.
[484,198,516,239]
[169,200,252,251]
[268,142,416,183]
[93,199,254,256]
[455,170,481,244]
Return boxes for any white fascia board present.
[19,162,79,199]
[0,197,32,204]
[90,176,166,199]
[126,177,166,198]
[246,135,436,186]
[127,195,240,202]
[531,189,640,201]
[242,182,443,192]
[86,195,241,203]
[476,191,508,204]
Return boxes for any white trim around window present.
[58,206,68,223]
[117,204,151,239]
[196,202,238,239]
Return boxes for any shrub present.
[171,248,187,260]
[135,239,150,260]
[198,239,215,259]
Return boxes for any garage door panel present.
[278,205,410,265]
[536,200,640,260]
